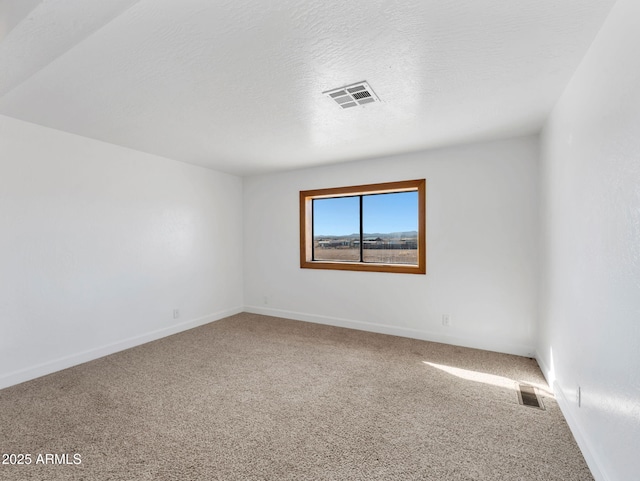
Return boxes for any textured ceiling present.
[0,0,616,175]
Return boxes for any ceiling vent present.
[323,81,380,109]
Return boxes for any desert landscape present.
[313,231,418,265]
[314,247,418,265]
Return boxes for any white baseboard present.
[245,305,535,357]
[536,354,608,481]
[0,306,243,390]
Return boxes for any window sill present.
[301,260,425,274]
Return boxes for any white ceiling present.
[0,0,616,175]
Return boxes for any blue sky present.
[313,191,418,236]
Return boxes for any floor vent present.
[517,383,545,410]
[323,81,380,109]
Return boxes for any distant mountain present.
[314,231,417,239]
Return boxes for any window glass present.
[313,196,360,262]
[362,191,418,265]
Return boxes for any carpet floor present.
[0,313,593,480]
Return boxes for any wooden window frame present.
[300,179,426,274]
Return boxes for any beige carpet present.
[0,313,592,480]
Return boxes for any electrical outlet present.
[442,314,451,327]
[173,309,180,319]
[576,385,581,407]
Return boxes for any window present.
[300,179,425,274]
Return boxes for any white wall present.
[538,1,640,480]
[0,115,243,389]
[244,136,539,356]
